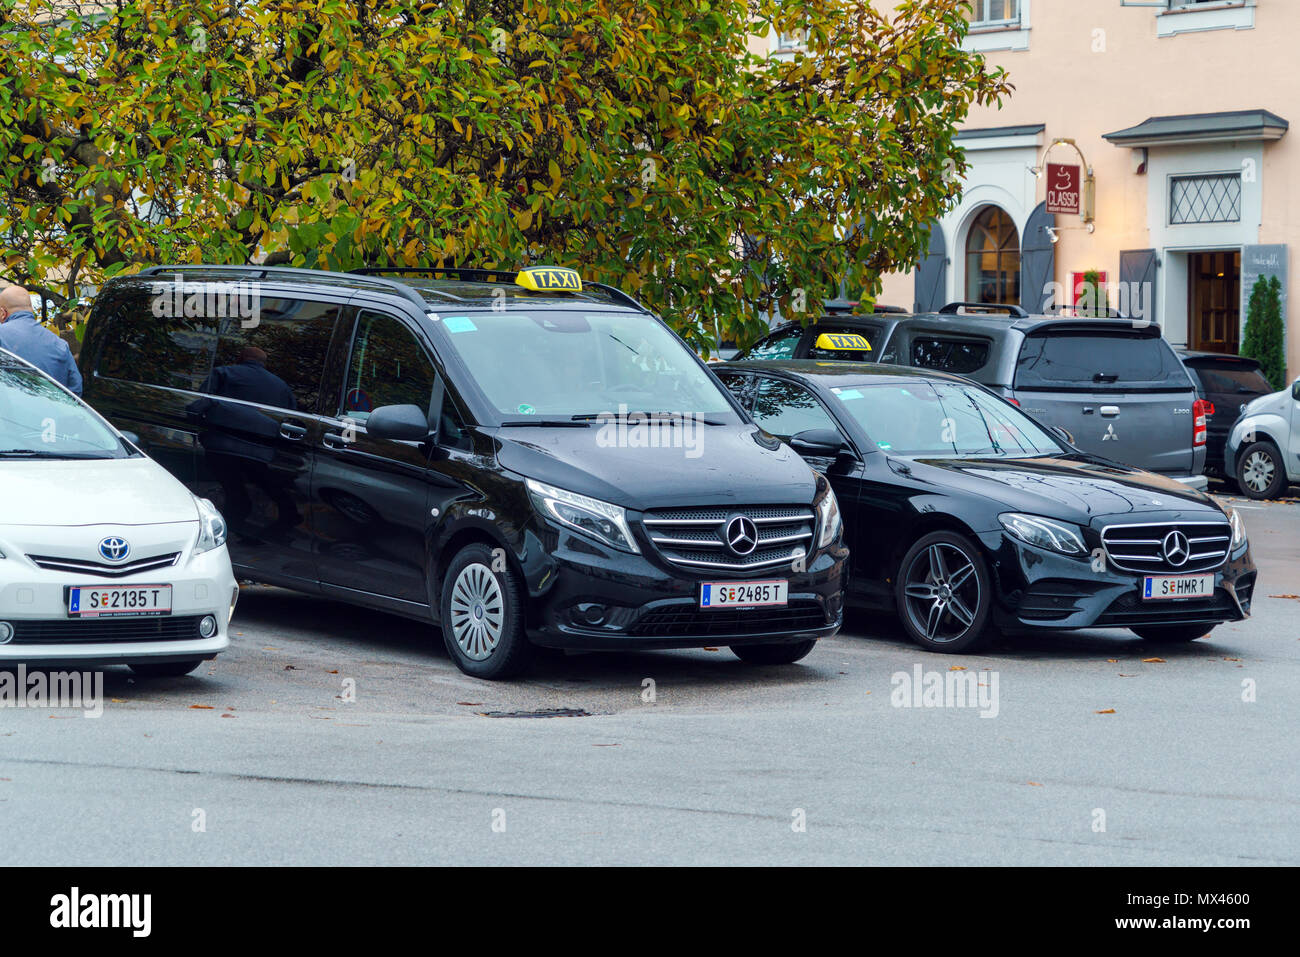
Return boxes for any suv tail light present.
[1192,399,1213,447]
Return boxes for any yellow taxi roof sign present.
[516,266,583,293]
[815,332,872,352]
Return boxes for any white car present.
[0,349,237,676]
[1226,375,1300,500]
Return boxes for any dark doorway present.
[1188,250,1241,354]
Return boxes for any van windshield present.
[435,311,740,421]
[0,367,126,458]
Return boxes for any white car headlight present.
[817,484,842,548]
[999,512,1086,556]
[194,497,228,555]
[526,478,639,554]
[1226,506,1248,551]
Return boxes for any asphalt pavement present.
[3,491,1297,865]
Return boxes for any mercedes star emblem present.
[724,516,759,556]
[1161,530,1190,567]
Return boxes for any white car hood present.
[0,458,198,527]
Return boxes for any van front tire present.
[439,543,532,680]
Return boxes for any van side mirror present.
[790,428,850,459]
[1292,379,1300,401]
[366,404,432,441]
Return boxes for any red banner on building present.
[1046,162,1081,216]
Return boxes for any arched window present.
[965,206,1020,305]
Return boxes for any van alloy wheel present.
[448,563,504,661]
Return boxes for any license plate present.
[700,580,788,609]
[68,584,173,618]
[1141,575,1214,601]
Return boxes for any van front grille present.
[642,505,815,573]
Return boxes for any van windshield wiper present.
[571,411,729,425]
[497,419,592,428]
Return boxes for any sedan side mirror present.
[790,428,850,459]
[366,404,432,442]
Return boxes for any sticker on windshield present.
[833,388,864,401]
[517,403,536,416]
[444,316,477,334]
[877,441,892,449]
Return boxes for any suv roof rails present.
[937,301,1028,318]
[135,263,432,311]
[350,266,653,314]
[821,299,908,315]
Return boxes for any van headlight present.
[999,512,1086,556]
[194,497,228,555]
[526,478,639,554]
[816,481,842,548]
[1226,507,1248,551]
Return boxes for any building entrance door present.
[1188,250,1241,353]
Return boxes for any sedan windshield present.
[0,367,126,458]
[833,381,1064,458]
[437,310,739,421]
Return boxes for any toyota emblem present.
[724,516,759,556]
[1161,530,1190,567]
[98,537,130,562]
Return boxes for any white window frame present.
[969,0,1021,29]
[963,0,1030,53]
[1156,0,1254,37]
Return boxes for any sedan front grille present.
[1100,521,1231,574]
[642,504,815,573]
[26,552,182,579]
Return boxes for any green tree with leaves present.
[1241,274,1286,390]
[0,0,1009,349]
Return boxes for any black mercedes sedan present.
[713,361,1257,653]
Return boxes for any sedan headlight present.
[194,497,228,555]
[817,482,842,548]
[1226,506,1248,551]
[526,478,639,554]
[999,512,1086,556]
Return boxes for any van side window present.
[96,284,218,392]
[751,376,839,442]
[341,311,436,425]
[910,336,990,374]
[438,390,472,451]
[213,298,338,412]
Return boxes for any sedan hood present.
[902,454,1222,527]
[0,458,198,526]
[494,424,818,510]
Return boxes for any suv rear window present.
[909,335,990,374]
[1015,332,1190,391]
[1190,363,1274,396]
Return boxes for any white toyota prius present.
[0,349,236,676]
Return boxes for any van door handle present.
[322,432,349,449]
[1099,406,1120,417]
[279,422,307,440]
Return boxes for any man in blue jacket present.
[0,285,82,395]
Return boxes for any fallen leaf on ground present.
[1106,659,1118,664]
[189,705,214,710]
[949,665,967,671]
[457,702,481,706]
[1268,594,1299,600]
[1142,657,1166,663]
[1028,781,1043,787]
[1095,708,1116,714]
[327,669,339,674]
